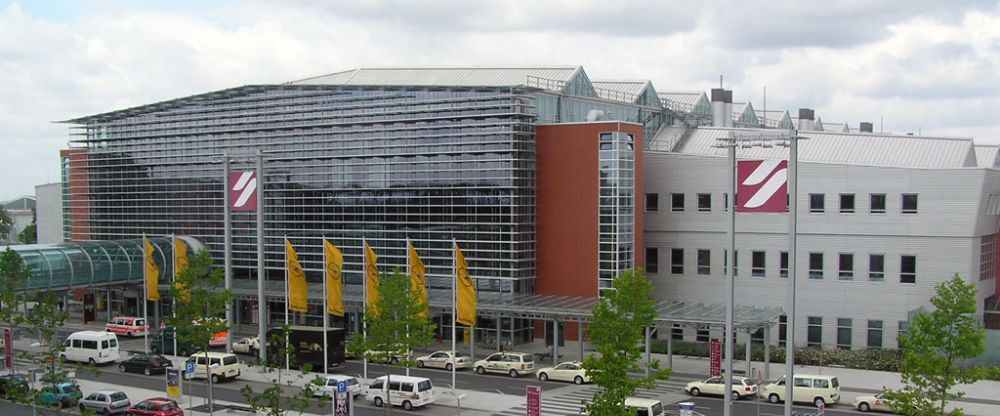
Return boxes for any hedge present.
[649,339,901,372]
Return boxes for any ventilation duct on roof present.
[585,110,606,122]
[711,88,733,127]
[798,108,815,131]
[860,122,874,133]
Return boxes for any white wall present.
[35,183,63,244]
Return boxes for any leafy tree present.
[346,270,436,414]
[0,247,31,375]
[18,210,36,244]
[240,323,328,416]
[0,209,12,241]
[583,269,671,416]
[886,274,986,416]
[166,249,231,411]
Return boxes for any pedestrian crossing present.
[492,379,689,416]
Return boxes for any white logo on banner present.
[232,172,257,209]
[741,160,787,209]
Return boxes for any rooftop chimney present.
[711,88,733,128]
[798,108,815,131]
[860,122,874,133]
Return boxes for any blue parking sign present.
[185,361,196,376]
[337,380,348,394]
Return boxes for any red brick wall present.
[60,149,91,241]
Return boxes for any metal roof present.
[975,145,1000,168]
[650,126,979,169]
[820,121,850,133]
[225,279,781,330]
[291,66,584,89]
[591,80,649,103]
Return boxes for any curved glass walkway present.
[1,236,204,291]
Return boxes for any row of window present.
[645,192,919,214]
[790,316,908,349]
[646,248,917,283]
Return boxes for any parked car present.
[624,397,666,416]
[685,376,757,399]
[366,344,410,365]
[185,352,241,383]
[78,389,131,415]
[853,392,908,413]
[312,374,361,398]
[36,381,82,408]
[0,373,29,399]
[119,353,173,376]
[61,331,120,364]
[364,375,434,410]
[535,361,590,384]
[415,350,472,371]
[125,397,185,416]
[149,327,200,357]
[760,374,840,407]
[473,352,535,378]
[232,336,259,355]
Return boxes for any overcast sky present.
[3,0,1000,201]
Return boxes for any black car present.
[118,353,173,375]
[0,374,29,399]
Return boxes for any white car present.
[853,392,912,413]
[313,374,362,397]
[685,376,757,400]
[415,350,472,371]
[535,361,590,384]
[233,337,260,355]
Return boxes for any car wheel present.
[212,374,222,384]
[509,369,519,378]
[690,387,700,397]
[732,391,742,400]
[390,357,399,365]
[89,358,96,365]
[417,360,424,368]
[814,397,826,408]
[79,404,86,412]
[859,402,871,412]
[445,363,453,371]
[769,393,780,404]
[402,400,413,411]
[374,397,384,407]
[119,364,126,373]
[574,376,584,385]
[103,408,111,416]
[144,368,151,376]
[476,366,485,375]
[538,372,548,382]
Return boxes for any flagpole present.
[406,238,411,377]
[451,238,457,396]
[322,239,329,376]
[284,237,290,371]
[143,234,149,354]
[362,238,368,382]
[172,234,177,358]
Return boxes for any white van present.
[365,375,434,410]
[760,373,841,407]
[624,397,665,416]
[185,352,241,383]
[61,331,120,364]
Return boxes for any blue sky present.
[3,0,1000,201]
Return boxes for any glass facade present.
[65,86,539,294]
[597,132,636,293]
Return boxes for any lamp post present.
[715,131,802,416]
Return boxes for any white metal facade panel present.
[975,145,1000,168]
[292,66,582,88]
[591,80,649,100]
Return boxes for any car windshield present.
[109,392,127,401]
[651,403,663,414]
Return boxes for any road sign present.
[526,385,541,416]
[185,361,195,378]
[337,380,348,394]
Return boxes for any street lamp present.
[715,130,803,416]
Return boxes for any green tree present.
[240,323,328,416]
[18,210,36,244]
[346,270,436,413]
[0,209,12,241]
[0,247,31,375]
[886,274,986,416]
[582,269,671,416]
[166,249,231,412]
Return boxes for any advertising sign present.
[229,172,258,212]
[736,160,788,213]
[334,391,350,416]
[709,338,721,377]
[3,328,11,369]
[526,385,541,416]
[165,368,181,399]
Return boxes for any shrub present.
[650,339,901,372]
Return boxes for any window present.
[671,249,684,274]
[902,193,918,214]
[809,194,825,213]
[723,193,728,212]
[779,251,788,278]
[752,251,766,277]
[645,193,659,212]
[837,318,852,349]
[809,252,823,279]
[840,194,855,213]
[870,194,886,214]
[898,321,909,342]
[869,254,885,281]
[696,329,709,342]
[900,255,916,283]
[839,254,853,280]
[778,315,787,347]
[868,320,883,348]
[697,193,712,212]
[671,193,684,212]
[981,235,996,281]
[671,324,683,340]
[645,247,658,273]
[734,250,738,276]
[807,316,823,348]
[697,249,711,275]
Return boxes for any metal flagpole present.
[256,151,266,363]
[451,238,457,395]
[172,234,177,358]
[223,156,233,353]
[784,133,800,416]
[322,239,329,376]
[406,238,411,377]
[143,234,149,355]
[724,139,736,416]
[362,238,368,382]
[284,236,290,371]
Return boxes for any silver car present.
[78,389,130,415]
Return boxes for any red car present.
[125,398,184,416]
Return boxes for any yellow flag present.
[364,242,380,315]
[144,237,160,302]
[408,243,428,318]
[324,240,344,317]
[455,243,476,327]
[173,236,190,303]
[286,239,308,313]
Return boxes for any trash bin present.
[678,402,696,416]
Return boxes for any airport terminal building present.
[47,66,1000,349]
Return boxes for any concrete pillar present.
[644,326,652,377]
[552,319,559,364]
[578,322,584,360]
[470,327,476,360]
[745,329,752,377]
[667,331,673,369]
[764,325,771,379]
[496,316,502,351]
[107,288,112,321]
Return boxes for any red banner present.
[229,172,258,212]
[526,385,541,416]
[710,338,721,377]
[4,328,12,369]
[737,160,788,213]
